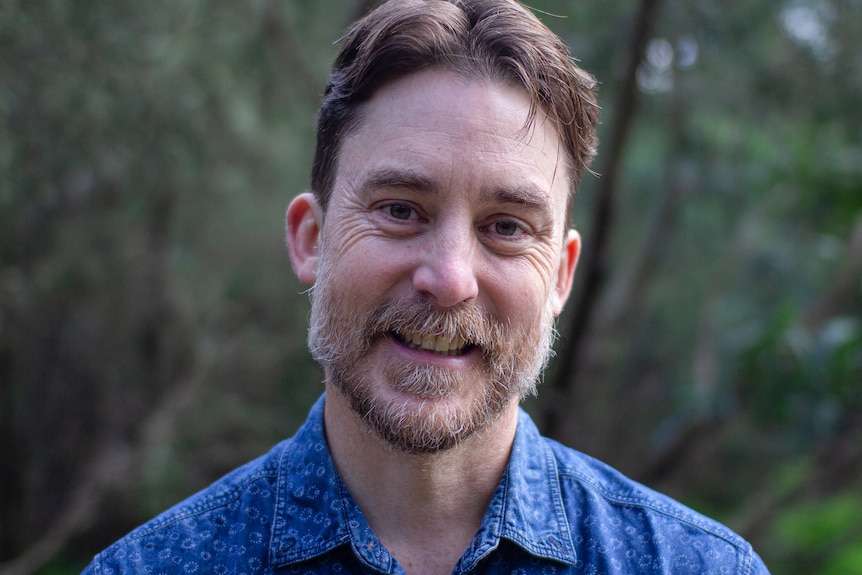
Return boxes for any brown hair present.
[311,0,599,219]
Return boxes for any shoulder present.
[542,437,770,574]
[84,438,290,574]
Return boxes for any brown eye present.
[388,204,413,220]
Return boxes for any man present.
[84,1,770,573]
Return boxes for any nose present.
[412,231,480,308]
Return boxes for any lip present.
[385,332,479,364]
[392,330,472,356]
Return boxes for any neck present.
[323,385,519,575]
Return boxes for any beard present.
[307,250,557,454]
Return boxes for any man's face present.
[299,70,579,453]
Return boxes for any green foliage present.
[0,0,340,565]
[772,492,862,575]
[33,556,82,575]
[737,308,860,430]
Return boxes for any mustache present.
[366,297,506,355]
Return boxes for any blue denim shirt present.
[84,395,769,574]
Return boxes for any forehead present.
[335,70,570,214]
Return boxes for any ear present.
[285,193,323,286]
[550,229,581,316]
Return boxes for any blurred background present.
[1,0,860,573]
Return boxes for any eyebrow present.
[360,168,436,194]
[489,185,552,213]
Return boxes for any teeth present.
[401,331,467,356]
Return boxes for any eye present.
[387,203,414,220]
[493,220,523,237]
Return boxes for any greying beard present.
[307,245,558,454]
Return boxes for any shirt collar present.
[489,407,578,565]
[270,394,577,569]
[270,395,396,571]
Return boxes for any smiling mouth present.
[392,330,472,356]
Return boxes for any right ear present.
[285,192,323,286]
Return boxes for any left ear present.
[550,229,581,316]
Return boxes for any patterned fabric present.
[83,394,770,574]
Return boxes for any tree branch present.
[542,0,663,438]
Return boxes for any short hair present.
[311,0,599,220]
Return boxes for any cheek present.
[320,237,412,302]
[485,260,556,323]
[521,249,560,294]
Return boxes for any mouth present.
[392,330,473,357]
